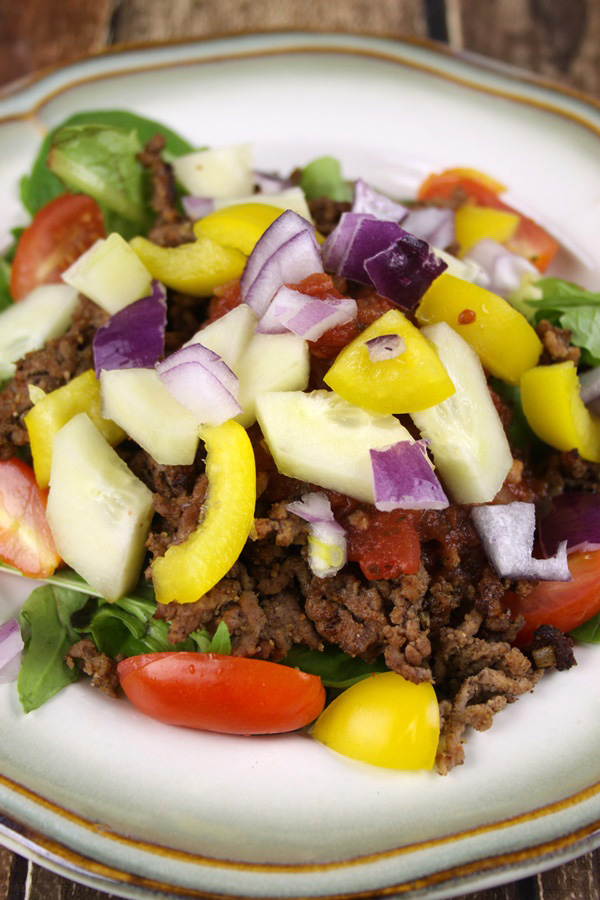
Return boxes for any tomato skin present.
[506,550,600,645]
[0,459,60,578]
[10,194,105,301]
[345,509,421,580]
[117,652,326,734]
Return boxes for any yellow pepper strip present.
[130,235,246,296]
[193,203,284,255]
[25,370,125,489]
[442,167,507,193]
[521,361,600,462]
[324,309,455,414]
[454,205,520,256]
[416,273,542,385]
[312,672,439,770]
[152,419,256,605]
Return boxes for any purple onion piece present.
[321,212,375,272]
[402,207,455,249]
[370,440,449,511]
[471,502,571,581]
[254,170,293,194]
[156,343,239,398]
[241,209,315,300]
[244,229,323,318]
[351,179,408,221]
[182,196,215,220]
[159,361,241,425]
[287,492,346,577]
[538,492,600,557]
[363,233,447,310]
[257,286,356,340]
[365,333,405,362]
[0,619,24,684]
[579,367,600,417]
[338,218,405,284]
[463,239,538,299]
[287,491,339,525]
[93,280,167,377]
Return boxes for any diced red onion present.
[158,361,241,425]
[321,212,375,272]
[156,343,239,398]
[181,196,215,220]
[0,618,23,684]
[254,170,293,194]
[371,440,449,511]
[257,285,357,340]
[240,209,315,302]
[402,208,455,249]
[538,492,600,556]
[471,502,571,581]
[351,179,407,221]
[363,233,447,309]
[463,239,538,299]
[338,218,404,284]
[93,280,167,377]
[579,367,600,417]
[287,492,347,578]
[243,229,323,318]
[365,333,405,362]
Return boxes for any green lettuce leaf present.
[527,277,600,366]
[570,614,600,643]
[300,156,352,203]
[280,644,388,688]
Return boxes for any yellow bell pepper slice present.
[25,370,125,489]
[416,273,542,385]
[521,361,600,462]
[312,672,440,770]
[193,203,284,256]
[130,235,246,296]
[152,419,256,605]
[323,309,455,414]
[454,205,519,256]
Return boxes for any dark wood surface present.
[0,1,598,898]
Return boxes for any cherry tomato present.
[506,549,600,645]
[346,510,421,580]
[10,194,105,301]
[205,278,242,323]
[117,652,326,734]
[0,459,60,578]
[417,170,558,272]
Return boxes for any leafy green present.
[20,109,193,218]
[0,560,153,602]
[570,614,600,643]
[280,644,388,688]
[526,277,600,366]
[0,258,12,312]
[300,156,352,203]
[17,584,90,712]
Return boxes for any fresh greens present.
[18,584,90,712]
[280,644,387,688]
[527,277,600,366]
[300,156,352,203]
[570,614,600,644]
[0,258,12,312]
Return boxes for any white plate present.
[0,32,599,900]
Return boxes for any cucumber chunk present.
[411,323,512,504]
[0,284,78,380]
[185,304,257,370]
[46,413,153,602]
[62,233,152,314]
[101,368,200,465]
[173,145,254,198]
[235,333,310,428]
[255,390,412,503]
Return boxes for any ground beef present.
[538,449,600,495]
[536,319,581,365]
[308,196,352,235]
[529,624,576,671]
[137,134,194,247]
[0,297,107,460]
[65,639,120,698]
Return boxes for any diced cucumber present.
[411,323,512,504]
[214,188,312,222]
[101,368,199,465]
[434,247,486,285]
[62,233,152,314]
[255,390,412,503]
[46,413,153,602]
[173,145,254,198]
[0,284,78,380]
[235,333,310,428]
[185,304,257,370]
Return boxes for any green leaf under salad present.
[280,644,388,688]
[527,277,600,366]
[570,614,600,644]
[300,156,353,203]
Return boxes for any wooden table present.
[0,0,598,897]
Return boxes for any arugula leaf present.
[300,156,353,203]
[280,644,388,688]
[21,109,193,217]
[526,277,600,366]
[0,560,154,602]
[17,584,90,712]
[570,614,600,643]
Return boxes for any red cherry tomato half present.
[0,458,60,578]
[10,194,105,301]
[117,652,326,734]
[506,549,600,646]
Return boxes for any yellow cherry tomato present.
[454,205,519,256]
[130,235,246,296]
[193,203,284,255]
[152,419,256,604]
[312,672,440,770]
[25,370,125,489]
[416,273,542,385]
[521,361,600,462]
[323,309,455,414]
